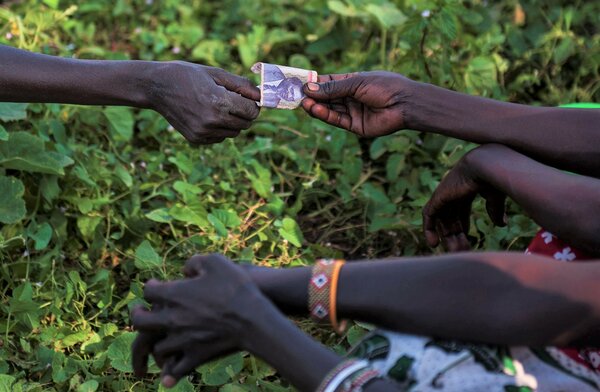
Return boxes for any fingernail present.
[306,83,320,91]
[162,376,176,388]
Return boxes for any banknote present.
[251,62,318,109]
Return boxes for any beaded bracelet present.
[316,358,381,392]
[308,259,348,333]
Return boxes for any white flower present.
[541,231,554,244]
[421,10,431,18]
[172,46,181,54]
[554,247,576,261]
[5,33,13,40]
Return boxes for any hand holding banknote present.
[251,62,317,109]
[301,71,417,138]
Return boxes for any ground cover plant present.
[0,0,598,390]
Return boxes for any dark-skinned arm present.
[422,143,600,254]
[250,252,600,347]
[131,255,398,391]
[0,45,260,144]
[302,72,600,177]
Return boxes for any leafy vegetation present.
[0,0,598,390]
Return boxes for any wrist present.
[462,144,514,183]
[132,60,166,110]
[403,81,464,132]
[247,266,311,314]
[237,293,290,352]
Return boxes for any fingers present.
[211,69,261,102]
[132,329,163,377]
[160,339,233,387]
[301,98,352,130]
[439,221,470,252]
[154,331,217,358]
[161,356,198,388]
[225,93,260,121]
[220,113,254,131]
[143,279,174,304]
[132,306,170,331]
[183,253,230,277]
[303,75,363,101]
[186,131,240,145]
[483,191,507,227]
[317,73,359,83]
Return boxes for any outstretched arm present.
[422,144,600,254]
[250,252,600,347]
[131,255,398,391]
[302,72,600,177]
[0,45,260,144]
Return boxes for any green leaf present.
[198,353,244,386]
[237,24,267,68]
[114,165,133,188]
[77,380,99,392]
[42,0,59,8]
[107,332,136,373]
[0,176,26,224]
[77,216,103,241]
[0,374,16,392]
[207,209,241,236]
[328,0,360,17]
[278,217,304,247]
[134,240,162,270]
[158,379,195,392]
[465,56,497,93]
[104,107,134,141]
[31,222,53,250]
[169,203,209,228]
[0,125,8,141]
[365,2,407,29]
[208,213,228,237]
[0,103,28,122]
[145,208,172,223]
[0,132,74,175]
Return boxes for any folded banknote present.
[251,62,318,109]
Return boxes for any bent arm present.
[468,144,600,255]
[0,45,150,107]
[407,82,600,177]
[251,252,600,346]
[241,297,397,391]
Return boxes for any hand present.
[301,71,416,138]
[422,146,507,252]
[146,62,260,144]
[131,254,271,387]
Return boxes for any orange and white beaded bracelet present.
[308,259,348,333]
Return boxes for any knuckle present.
[321,81,335,96]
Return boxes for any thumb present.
[210,69,261,102]
[304,77,362,101]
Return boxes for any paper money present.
[251,62,318,110]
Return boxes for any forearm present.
[0,45,151,107]
[241,296,343,392]
[407,81,600,177]
[471,144,600,254]
[251,253,600,346]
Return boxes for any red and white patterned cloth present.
[526,229,600,372]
